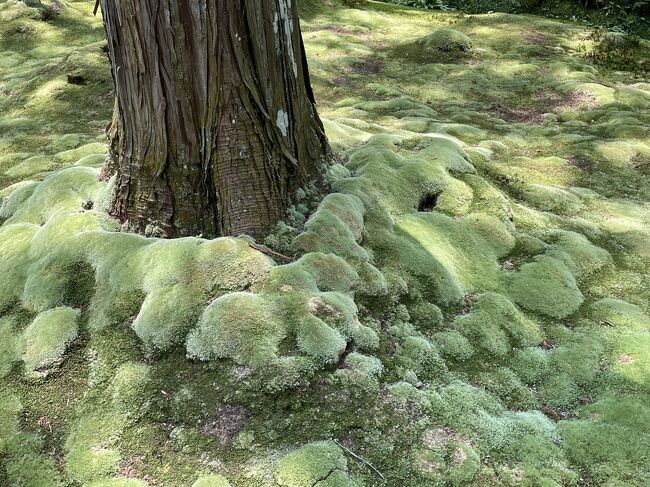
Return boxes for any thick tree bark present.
[99,0,330,238]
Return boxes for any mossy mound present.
[452,292,542,359]
[507,255,584,319]
[21,306,80,375]
[186,292,285,368]
[399,29,473,64]
[275,441,358,487]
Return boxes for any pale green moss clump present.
[186,292,285,368]
[507,255,584,318]
[275,441,357,487]
[191,474,232,487]
[546,230,611,279]
[453,293,541,358]
[64,410,124,484]
[0,317,20,377]
[335,352,383,390]
[589,298,650,330]
[110,362,151,415]
[21,306,80,374]
[434,330,474,361]
[394,213,501,306]
[86,479,148,487]
[295,193,368,261]
[408,300,444,332]
[521,184,583,214]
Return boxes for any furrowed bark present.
[99,0,330,238]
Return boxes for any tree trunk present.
[99,0,330,238]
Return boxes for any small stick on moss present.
[247,242,293,262]
[333,439,385,480]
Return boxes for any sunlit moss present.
[186,292,285,368]
[190,475,232,487]
[21,306,80,374]
[507,255,584,318]
[64,409,124,484]
[275,441,354,487]
[561,395,650,485]
[453,292,542,358]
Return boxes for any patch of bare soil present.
[524,32,548,45]
[488,103,545,124]
[488,89,599,124]
[536,89,598,112]
[201,404,250,446]
[567,155,595,172]
[349,56,385,75]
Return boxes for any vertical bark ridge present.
[100,0,329,238]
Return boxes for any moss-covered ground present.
[1,0,649,485]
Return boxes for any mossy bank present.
[1,0,650,486]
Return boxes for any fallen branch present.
[333,439,385,481]
[247,242,294,262]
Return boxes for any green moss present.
[0,393,21,449]
[465,212,516,258]
[408,300,443,332]
[64,409,125,484]
[447,441,480,486]
[561,395,650,485]
[0,181,39,220]
[334,352,383,390]
[508,347,550,385]
[453,292,541,358]
[394,213,501,305]
[65,446,121,484]
[21,306,80,374]
[0,223,38,310]
[86,479,148,487]
[476,367,538,410]
[0,316,20,377]
[507,255,584,319]
[275,441,350,487]
[191,474,232,487]
[186,292,285,368]
[434,330,474,361]
[521,184,583,214]
[295,314,346,364]
[589,298,650,330]
[110,362,151,415]
[5,166,104,225]
[546,230,611,279]
[400,29,472,64]
[132,284,205,354]
[395,335,448,382]
[3,432,64,487]
[434,177,473,216]
[269,252,360,293]
[295,193,367,260]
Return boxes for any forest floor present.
[1,1,649,486]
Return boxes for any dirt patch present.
[618,353,634,364]
[488,103,545,124]
[535,89,598,112]
[201,404,250,446]
[567,155,595,172]
[332,76,352,86]
[524,33,548,45]
[349,56,385,75]
[488,89,599,124]
[632,153,649,173]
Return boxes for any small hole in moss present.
[418,193,439,212]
